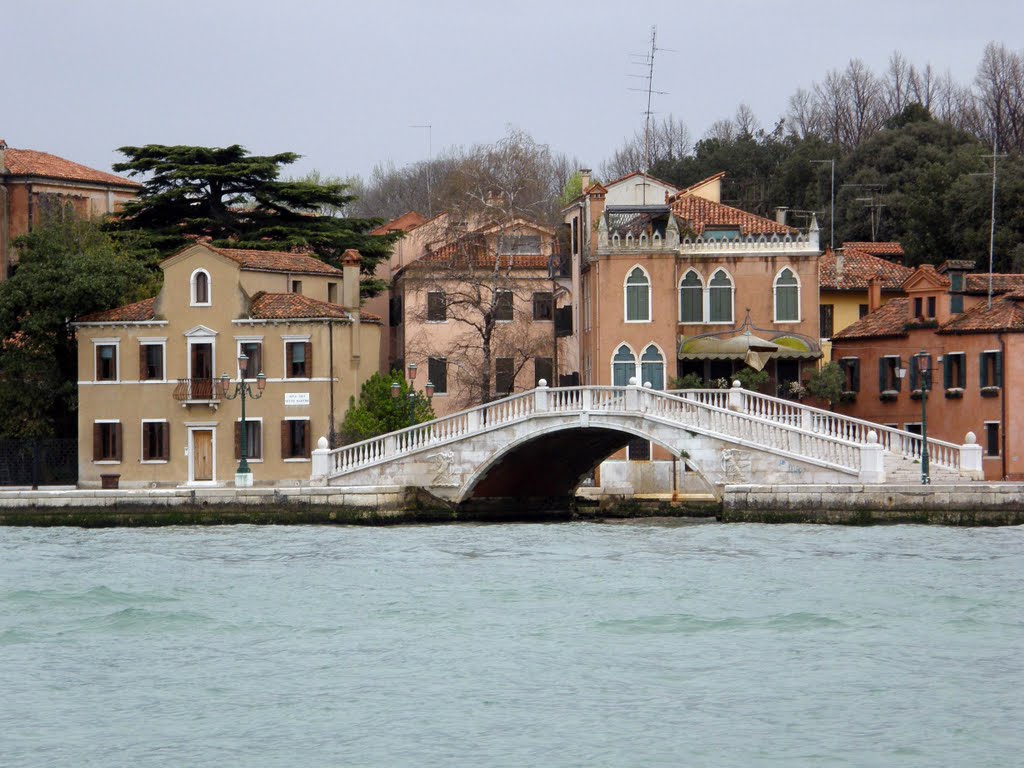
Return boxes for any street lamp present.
[916,351,932,485]
[390,363,435,427]
[220,353,266,487]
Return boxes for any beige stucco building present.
[74,243,380,488]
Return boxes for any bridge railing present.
[671,384,962,471]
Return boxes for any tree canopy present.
[0,216,149,437]
[339,372,434,444]
[107,144,398,296]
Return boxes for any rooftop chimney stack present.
[775,207,789,226]
[580,169,591,193]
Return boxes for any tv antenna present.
[810,158,835,250]
[628,25,674,198]
[981,135,1007,308]
[842,183,885,243]
[410,123,433,217]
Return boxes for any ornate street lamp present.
[390,363,434,427]
[916,351,932,485]
[220,353,266,487]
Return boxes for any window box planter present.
[879,390,899,402]
[840,390,857,403]
[910,389,924,401]
[981,386,1000,398]
[945,388,964,399]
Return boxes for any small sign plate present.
[284,392,310,406]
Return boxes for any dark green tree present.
[0,216,149,437]
[106,144,398,297]
[806,362,845,410]
[339,371,435,444]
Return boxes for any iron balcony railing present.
[173,378,218,402]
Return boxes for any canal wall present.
[722,483,1024,525]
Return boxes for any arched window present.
[709,269,733,323]
[774,267,799,322]
[624,267,651,322]
[640,344,665,390]
[191,269,211,306]
[678,270,703,323]
[612,344,637,386]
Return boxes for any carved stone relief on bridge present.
[427,451,459,487]
[720,449,751,484]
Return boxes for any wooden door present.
[192,430,213,481]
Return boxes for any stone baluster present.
[728,380,744,412]
[858,430,885,483]
[311,436,331,481]
[960,432,983,479]
[534,380,549,413]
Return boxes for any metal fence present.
[0,438,78,487]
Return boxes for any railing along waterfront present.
[323,384,872,479]
[671,386,962,471]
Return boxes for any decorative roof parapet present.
[679,230,819,256]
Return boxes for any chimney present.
[0,139,7,173]
[867,275,883,313]
[580,168,591,193]
[775,206,788,226]
[341,249,361,309]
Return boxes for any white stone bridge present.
[311,382,982,507]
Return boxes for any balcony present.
[173,378,219,407]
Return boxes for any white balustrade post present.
[467,409,480,432]
[728,380,744,412]
[581,389,592,411]
[858,430,886,483]
[386,434,397,456]
[802,410,813,432]
[960,431,983,479]
[534,379,549,412]
[626,377,640,411]
[311,436,331,481]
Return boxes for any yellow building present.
[74,243,380,488]
[819,242,911,361]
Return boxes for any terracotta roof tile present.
[669,195,795,236]
[2,148,140,187]
[411,239,550,270]
[209,246,343,276]
[76,297,157,323]
[820,247,912,291]
[832,297,910,340]
[370,211,427,235]
[249,292,355,321]
[964,273,1024,294]
[939,293,1024,334]
[841,241,904,258]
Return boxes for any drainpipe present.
[1000,332,1007,480]
[329,321,336,447]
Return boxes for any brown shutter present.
[303,421,311,458]
[95,346,102,380]
[304,342,313,377]
[235,422,242,460]
[142,424,152,461]
[161,423,170,461]
[281,420,290,459]
[139,345,147,380]
[93,423,102,461]
[113,424,123,462]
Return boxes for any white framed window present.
[235,336,265,379]
[92,420,122,463]
[138,338,167,382]
[282,335,312,379]
[640,344,666,390]
[708,269,733,323]
[773,267,800,322]
[140,419,170,463]
[235,417,263,463]
[612,344,637,386]
[624,266,651,323]
[282,417,311,461]
[92,338,120,382]
[190,268,212,306]
[678,270,704,323]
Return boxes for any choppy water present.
[2,522,1022,767]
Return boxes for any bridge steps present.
[883,453,964,484]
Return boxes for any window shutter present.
[281,420,290,459]
[304,342,313,377]
[852,360,860,392]
[142,425,152,462]
[235,422,242,460]
[303,423,311,458]
[113,424,123,462]
[93,423,102,461]
[979,353,986,387]
[996,352,1003,387]
[139,345,147,380]
[95,346,102,379]
[878,359,886,392]
[958,356,966,389]
[943,357,952,390]
[895,357,902,392]
[161,423,170,461]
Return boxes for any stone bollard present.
[960,431,983,479]
[311,436,331,481]
[534,378,549,412]
[728,380,744,412]
[858,430,886,483]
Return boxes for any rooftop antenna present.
[842,183,884,243]
[627,26,673,203]
[981,134,1005,308]
[410,123,433,217]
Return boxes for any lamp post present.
[220,353,266,487]
[916,351,932,485]
[390,362,435,427]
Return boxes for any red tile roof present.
[964,273,1024,294]
[411,238,550,270]
[209,246,343,276]
[832,297,909,340]
[820,247,912,291]
[2,148,140,187]
[669,195,795,236]
[841,241,904,258]
[249,292,355,321]
[939,293,1024,334]
[76,297,157,323]
[371,211,427,235]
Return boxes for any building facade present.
[0,139,139,278]
[831,264,1024,481]
[75,243,380,488]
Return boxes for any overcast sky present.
[5,1,1020,184]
